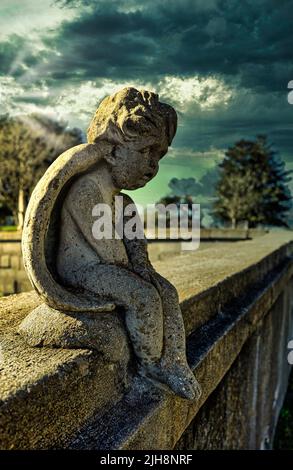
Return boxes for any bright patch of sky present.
[0,0,76,39]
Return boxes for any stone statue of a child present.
[19,87,201,400]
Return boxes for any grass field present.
[0,226,17,231]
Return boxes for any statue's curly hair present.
[87,87,177,151]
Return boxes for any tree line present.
[0,114,83,228]
[0,117,291,230]
[158,136,292,229]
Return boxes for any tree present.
[199,168,219,198]
[0,202,12,226]
[168,177,202,198]
[0,114,83,229]
[156,178,202,228]
[214,136,292,228]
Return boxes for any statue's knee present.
[169,284,179,303]
[138,283,162,311]
[160,278,179,302]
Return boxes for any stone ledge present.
[0,231,22,242]
[0,231,292,449]
[69,254,293,449]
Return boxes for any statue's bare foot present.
[159,361,202,400]
[140,361,202,400]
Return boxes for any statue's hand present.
[132,263,154,283]
[91,140,114,158]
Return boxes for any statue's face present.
[108,140,168,190]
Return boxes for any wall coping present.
[0,228,266,243]
[0,231,21,242]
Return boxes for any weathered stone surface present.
[0,236,30,295]
[77,252,292,450]
[0,255,10,268]
[18,303,129,362]
[0,229,268,294]
[176,284,293,450]
[0,293,131,450]
[19,87,200,400]
[0,231,292,449]
[10,256,20,270]
[0,231,21,241]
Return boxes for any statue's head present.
[87,87,177,190]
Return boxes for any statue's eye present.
[149,145,158,154]
[149,144,165,159]
[157,147,166,159]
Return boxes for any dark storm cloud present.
[2,0,292,94]
[41,0,293,164]
[1,0,292,173]
[42,5,165,82]
[44,0,293,91]
[0,36,32,76]
[0,34,49,82]
[174,87,293,162]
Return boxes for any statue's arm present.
[122,194,179,297]
[64,180,151,284]
[122,194,156,282]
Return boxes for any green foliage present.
[157,188,194,218]
[157,170,219,228]
[168,177,202,198]
[0,202,12,225]
[0,226,17,231]
[157,182,202,228]
[166,171,219,201]
[0,114,83,224]
[274,370,293,449]
[198,168,219,198]
[214,136,292,228]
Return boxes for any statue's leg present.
[150,273,202,400]
[72,263,164,368]
[69,264,200,399]
[151,274,186,358]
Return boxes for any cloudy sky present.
[0,0,292,205]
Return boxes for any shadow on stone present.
[17,303,130,363]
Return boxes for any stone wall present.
[175,281,293,449]
[0,229,267,294]
[0,232,31,296]
[0,231,292,449]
